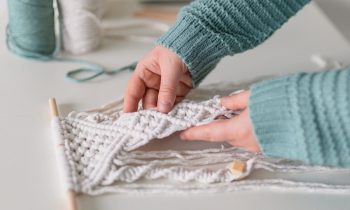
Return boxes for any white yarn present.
[58,0,169,55]
[52,96,251,193]
[58,0,105,54]
[88,179,350,195]
[50,83,350,195]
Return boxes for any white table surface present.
[1,1,350,210]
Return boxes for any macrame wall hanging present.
[49,83,350,210]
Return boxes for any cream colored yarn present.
[58,0,169,55]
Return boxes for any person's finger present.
[225,110,260,152]
[174,96,185,105]
[179,119,233,142]
[139,68,161,90]
[180,72,193,88]
[221,90,250,110]
[157,61,183,113]
[142,88,158,109]
[142,76,190,97]
[123,72,146,113]
[178,83,191,96]
[173,86,191,105]
[138,67,191,97]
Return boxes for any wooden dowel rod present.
[67,190,78,210]
[49,98,78,210]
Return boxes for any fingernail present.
[158,100,171,113]
[229,89,245,96]
[179,132,186,139]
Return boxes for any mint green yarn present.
[64,60,137,83]
[7,0,56,60]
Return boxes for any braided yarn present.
[51,84,350,195]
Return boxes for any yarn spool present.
[59,0,107,55]
[6,0,57,60]
[58,0,169,55]
[6,0,108,57]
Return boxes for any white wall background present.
[316,0,350,42]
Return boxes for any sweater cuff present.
[156,15,229,86]
[248,74,309,163]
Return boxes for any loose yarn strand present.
[88,179,350,195]
[62,59,137,83]
[103,20,170,43]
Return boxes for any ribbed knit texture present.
[157,0,310,86]
[249,68,350,167]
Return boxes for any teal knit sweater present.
[157,0,350,167]
[250,69,350,167]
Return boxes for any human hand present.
[123,45,193,113]
[179,90,260,152]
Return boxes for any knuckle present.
[143,102,155,109]
[159,85,177,94]
[139,69,152,81]
[135,62,146,73]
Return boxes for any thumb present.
[221,90,250,110]
[157,60,182,113]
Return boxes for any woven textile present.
[51,83,350,195]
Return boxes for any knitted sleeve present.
[249,68,350,167]
[156,0,310,86]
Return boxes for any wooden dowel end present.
[49,98,59,118]
[68,190,78,210]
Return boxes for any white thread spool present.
[61,11,102,54]
[58,0,169,55]
[59,0,106,55]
